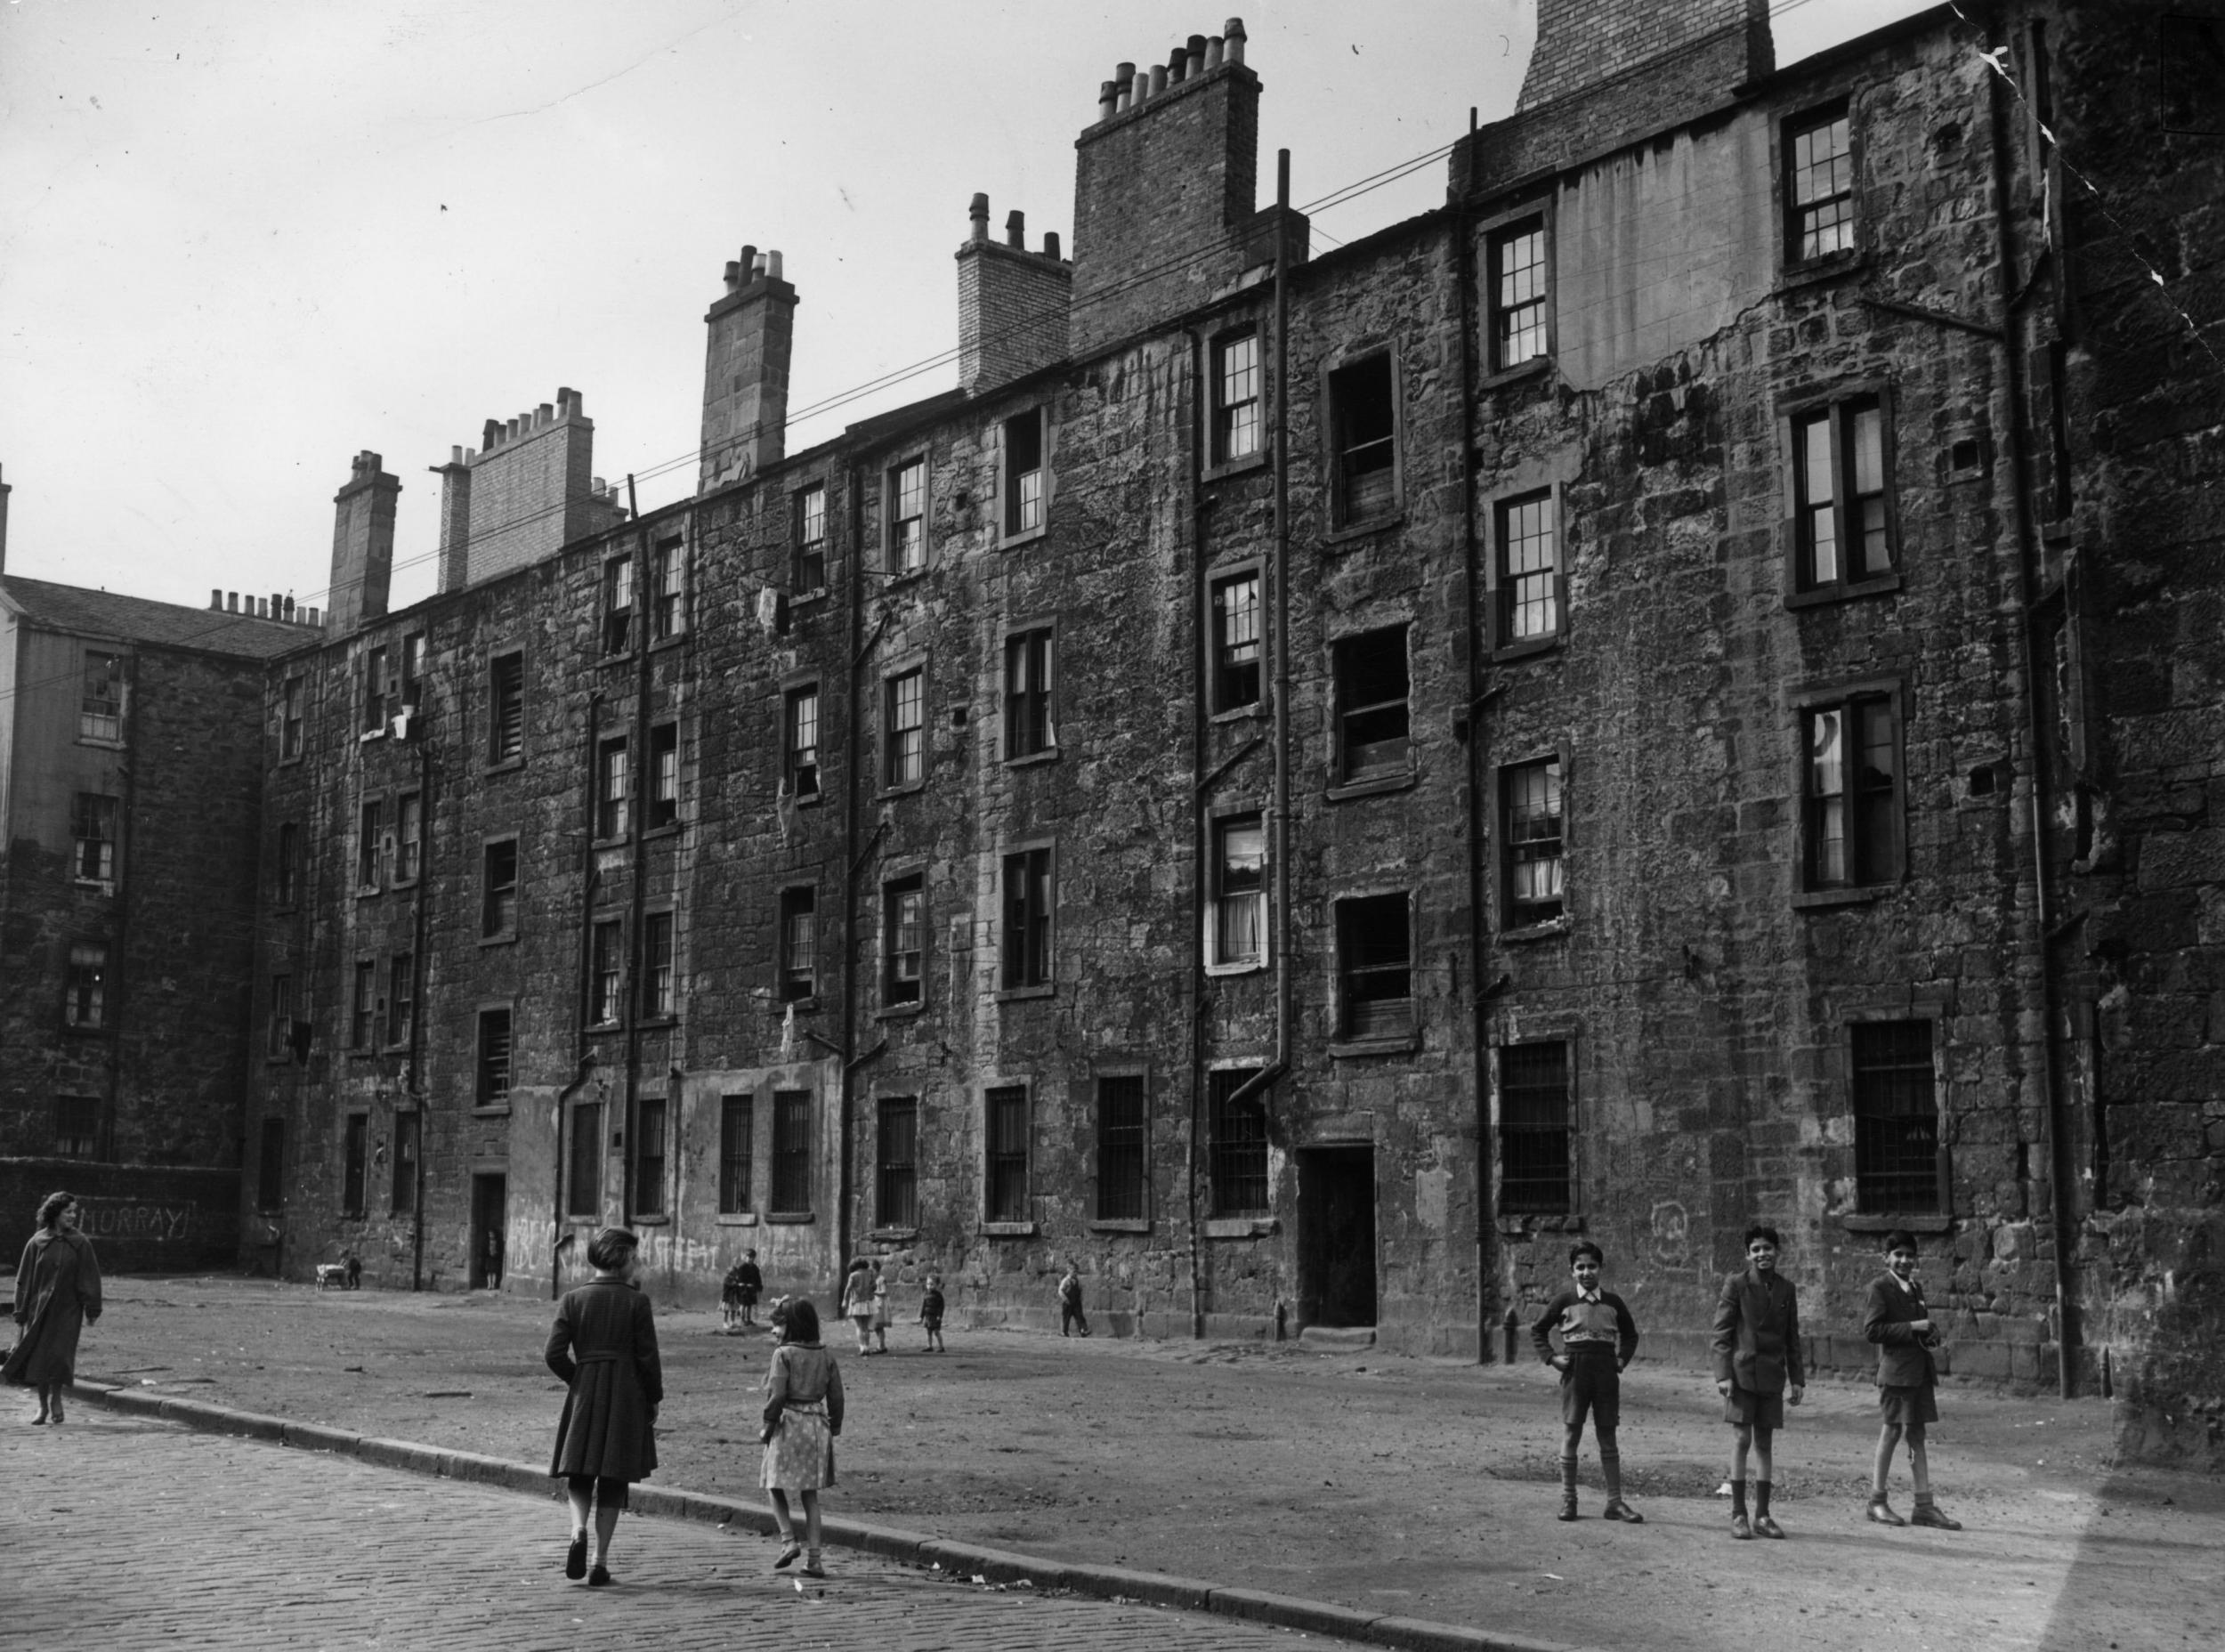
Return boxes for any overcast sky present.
[2,1,1937,620]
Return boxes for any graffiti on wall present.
[74,1202,196,1242]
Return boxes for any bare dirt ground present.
[60,1275,2222,1652]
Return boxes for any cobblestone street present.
[2,1407,1372,1652]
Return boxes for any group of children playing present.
[723,1251,948,1353]
[1531,1226,1963,1535]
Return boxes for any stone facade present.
[231,4,2222,1463]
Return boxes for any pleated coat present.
[4,1229,102,1389]
[545,1276,662,1484]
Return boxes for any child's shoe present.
[802,1550,827,1578]
[1557,1494,1579,1522]
[1602,1499,1644,1524]
[773,1539,803,1570]
[1752,1514,1785,1539]
[1729,1511,1753,1540]
[1865,1495,1906,1526]
[1910,1499,1962,1531]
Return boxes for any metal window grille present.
[986,1086,1030,1221]
[1096,1074,1147,1221]
[635,1097,668,1215]
[719,1095,754,1214]
[568,1101,603,1216]
[1498,1041,1572,1214]
[1853,1021,1941,1213]
[878,1097,918,1229]
[771,1089,812,1214]
[1209,1069,1270,1214]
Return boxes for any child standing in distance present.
[1711,1223,1804,1540]
[870,1260,891,1354]
[760,1297,844,1578]
[1057,1261,1090,1337]
[734,1249,764,1329]
[1530,1241,1643,1523]
[1863,1230,1962,1530]
[918,1273,947,1352]
[841,1258,875,1355]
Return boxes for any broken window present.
[1330,355,1396,526]
[1333,626,1411,783]
[71,793,117,885]
[1498,1041,1572,1215]
[1003,409,1046,536]
[779,886,817,1002]
[1211,571,1262,712]
[489,652,525,765]
[1503,757,1566,927]
[1335,892,1413,1040]
[1785,107,1855,263]
[1853,1021,1941,1213]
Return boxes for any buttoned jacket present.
[1862,1271,1938,1389]
[1711,1265,1804,1394]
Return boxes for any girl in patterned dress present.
[760,1297,844,1576]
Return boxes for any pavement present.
[3,1403,1520,1652]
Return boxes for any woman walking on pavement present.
[546,1227,662,1587]
[761,1297,844,1577]
[5,1191,101,1424]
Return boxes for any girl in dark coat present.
[545,1227,661,1586]
[6,1191,102,1425]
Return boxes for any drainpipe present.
[407,712,433,1292]
[621,502,652,1232]
[838,461,866,1296]
[564,690,607,1288]
[1984,24,2076,1400]
[1186,325,1210,1343]
[1451,127,1493,1364]
[102,653,143,1169]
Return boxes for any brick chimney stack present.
[957,194,1073,392]
[700,245,798,493]
[327,450,399,635]
[1516,0,1773,112]
[1069,20,1303,359]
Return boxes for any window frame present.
[1488,484,1566,656]
[650,533,686,644]
[350,959,377,1051]
[475,1003,514,1108]
[1495,1039,1574,1217]
[784,683,821,804]
[1792,678,1906,900]
[279,675,304,762]
[63,943,107,1030]
[1208,328,1266,473]
[876,1094,919,1231]
[1483,205,1554,379]
[1208,564,1264,717]
[1330,623,1413,792]
[882,663,926,792]
[601,554,635,656]
[1323,350,1402,533]
[79,650,125,745]
[1782,101,1858,271]
[983,1082,1032,1227]
[391,1109,420,1216]
[777,884,818,1004]
[880,871,926,1012]
[1499,753,1568,933]
[275,822,302,908]
[70,791,118,887]
[641,908,676,1020]
[355,797,384,895]
[1782,386,1898,601]
[393,791,423,886]
[998,841,1056,998]
[385,951,416,1051]
[647,722,680,830]
[718,1093,755,1215]
[1001,623,1057,763]
[590,917,625,1027]
[635,1094,670,1216]
[568,1098,603,1218]
[885,454,929,578]
[793,483,829,595]
[399,633,425,709]
[53,1094,100,1160]
[769,1088,813,1216]
[595,735,631,842]
[1093,1069,1151,1226]
[267,972,295,1060]
[999,406,1050,546]
[342,1113,368,1218]
[360,644,389,738]
[481,835,521,942]
[1208,807,1267,974]
[1332,890,1416,1047]
[1849,1018,1947,1215]
[488,651,525,767]
[1207,1066,1270,1216]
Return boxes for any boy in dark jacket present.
[1711,1223,1804,1540]
[1863,1230,1962,1530]
[1530,1240,1643,1523]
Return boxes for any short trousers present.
[1878,1383,1939,1429]
[565,1474,629,1510]
[1723,1383,1785,1431]
[1559,1351,1620,1430]
[922,1313,943,1331]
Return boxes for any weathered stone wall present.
[0,1159,239,1278]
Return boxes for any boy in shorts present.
[1863,1230,1962,1530]
[1711,1223,1804,1539]
[1530,1241,1643,1523]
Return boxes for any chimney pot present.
[1115,61,1135,109]
[1188,35,1208,76]
[739,242,757,276]
[724,260,741,288]
[1168,45,1187,84]
[1043,230,1062,259]
[310,607,320,628]
[1098,79,1117,119]
[970,191,991,240]
[1005,209,1025,249]
[227,591,239,612]
[765,249,782,279]
[752,252,768,277]
[1149,63,1168,95]
[210,588,222,611]
[1206,33,1224,68]
[1224,18,1245,65]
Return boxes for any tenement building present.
[240,3,2223,1464]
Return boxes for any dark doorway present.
[470,1174,506,1290]
[1298,1146,1378,1328]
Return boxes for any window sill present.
[472,1104,513,1119]
[885,568,929,590]
[632,1215,671,1227]
[1204,1216,1276,1238]
[790,586,829,608]
[1330,1032,1420,1059]
[389,877,419,895]
[1322,512,1405,548]
[265,1052,296,1066]
[72,879,116,895]
[998,522,1050,553]
[869,1227,920,1243]
[995,984,1056,1003]
[1776,251,1867,296]
[716,1212,760,1227]
[1792,887,1886,910]
[1205,960,1266,978]
[1003,749,1060,770]
[1480,356,1553,392]
[1496,1212,1585,1236]
[1090,1218,1153,1234]
[1838,1212,1951,1234]
[777,996,820,1016]
[602,650,637,669]
[636,1015,678,1031]
[1325,770,1416,803]
[786,790,824,809]
[878,781,926,801]
[1490,633,1563,664]
[979,1220,1037,1237]
[77,736,126,751]
[1210,703,1266,726]
[590,836,630,854]
[1499,916,1570,945]
[480,932,519,948]
[355,886,383,900]
[643,822,681,841]
[1786,571,1902,609]
[1202,451,1270,485]
[876,1001,926,1021]
[650,634,687,656]
[358,729,384,745]
[486,757,526,778]
[765,1211,816,1225]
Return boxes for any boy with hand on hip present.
[1530,1240,1643,1523]
[1863,1230,1962,1530]
[1712,1223,1804,1540]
